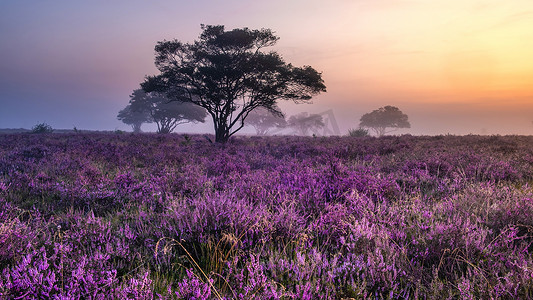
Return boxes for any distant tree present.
[142,25,326,143]
[359,106,410,137]
[287,112,325,136]
[31,123,53,133]
[348,128,369,137]
[128,89,207,134]
[117,104,151,133]
[246,106,286,135]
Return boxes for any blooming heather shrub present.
[223,255,285,299]
[0,245,121,298]
[1,133,533,298]
[118,271,154,299]
[173,269,212,299]
[0,202,37,267]
[311,202,353,243]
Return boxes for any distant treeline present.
[0,128,103,134]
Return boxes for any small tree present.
[287,112,325,136]
[142,25,326,143]
[117,104,151,133]
[128,89,207,134]
[359,106,410,137]
[246,106,286,135]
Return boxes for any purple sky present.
[1,1,533,135]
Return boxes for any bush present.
[348,128,368,137]
[31,123,53,133]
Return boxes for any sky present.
[1,0,533,135]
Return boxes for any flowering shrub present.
[0,133,532,298]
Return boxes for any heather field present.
[1,133,533,299]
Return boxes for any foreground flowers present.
[0,133,532,298]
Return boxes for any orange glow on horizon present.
[293,0,533,107]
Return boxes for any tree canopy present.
[120,89,207,134]
[117,101,151,133]
[359,106,410,136]
[142,25,326,142]
[287,112,325,136]
[245,106,286,135]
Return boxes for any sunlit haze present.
[1,0,532,135]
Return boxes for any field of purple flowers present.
[1,133,532,299]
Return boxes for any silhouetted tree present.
[287,112,325,136]
[142,25,326,143]
[359,106,410,137]
[128,89,207,134]
[117,104,151,133]
[246,106,286,135]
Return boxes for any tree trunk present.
[132,123,142,133]
[158,126,171,134]
[215,127,229,143]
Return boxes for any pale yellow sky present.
[278,0,533,100]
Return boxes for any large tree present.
[245,106,286,136]
[117,104,151,133]
[142,25,326,143]
[128,89,207,134]
[287,112,325,136]
[359,105,410,136]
